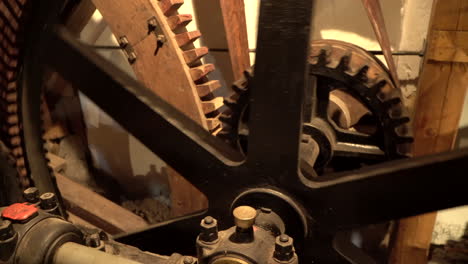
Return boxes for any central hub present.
[196,205,298,264]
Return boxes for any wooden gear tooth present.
[10,135,20,146]
[190,64,215,81]
[210,125,222,136]
[167,14,192,31]
[15,156,24,167]
[7,114,17,124]
[12,147,22,156]
[158,0,184,16]
[183,47,208,65]
[201,97,223,115]
[175,31,201,47]
[196,80,221,98]
[206,113,221,131]
[7,124,19,134]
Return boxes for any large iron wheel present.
[1,0,468,263]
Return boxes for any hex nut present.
[23,187,39,203]
[273,234,294,262]
[199,216,218,242]
[0,220,15,241]
[40,192,57,210]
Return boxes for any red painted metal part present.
[2,203,38,222]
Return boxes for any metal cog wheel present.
[218,39,413,173]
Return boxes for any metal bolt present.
[203,216,214,225]
[23,187,39,203]
[157,35,166,43]
[40,192,57,210]
[260,207,272,214]
[183,256,194,264]
[233,205,257,230]
[273,234,295,262]
[0,220,15,241]
[199,216,218,243]
[88,233,101,248]
[127,52,137,63]
[118,36,129,48]
[148,17,158,29]
[279,234,289,243]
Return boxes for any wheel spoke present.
[43,26,244,199]
[248,0,313,178]
[296,147,468,230]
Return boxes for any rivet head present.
[233,206,257,229]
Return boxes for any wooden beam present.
[389,1,468,263]
[56,173,148,234]
[220,0,250,80]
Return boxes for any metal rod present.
[54,243,141,264]
[210,48,424,56]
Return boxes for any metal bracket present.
[147,16,167,55]
[118,36,137,64]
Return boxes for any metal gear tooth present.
[244,68,254,80]
[356,65,369,82]
[232,79,248,93]
[224,93,241,107]
[219,113,233,123]
[368,80,387,97]
[317,49,328,66]
[336,55,351,72]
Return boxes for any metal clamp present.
[118,36,137,64]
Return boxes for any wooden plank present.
[220,0,250,80]
[56,173,148,234]
[390,0,468,263]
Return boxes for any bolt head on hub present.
[40,192,57,210]
[274,234,295,262]
[0,220,15,241]
[23,187,39,203]
[199,216,218,242]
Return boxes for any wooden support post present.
[389,0,468,263]
[220,0,250,80]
